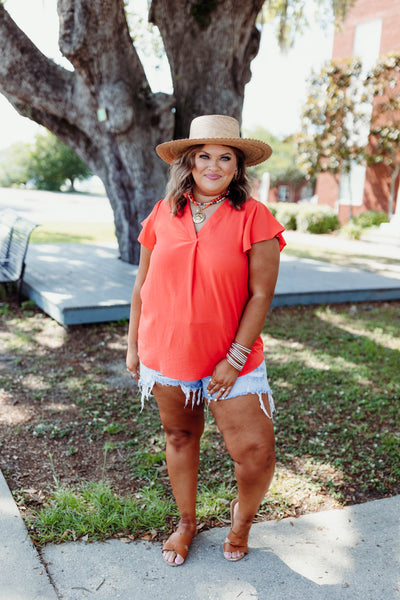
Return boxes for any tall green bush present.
[341,210,389,239]
[297,205,340,234]
[353,211,389,229]
[274,202,298,230]
[267,202,340,234]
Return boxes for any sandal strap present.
[162,530,195,560]
[223,529,248,554]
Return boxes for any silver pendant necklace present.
[188,190,227,224]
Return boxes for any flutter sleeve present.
[242,199,286,253]
[137,200,164,250]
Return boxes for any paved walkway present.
[22,237,400,325]
[2,186,400,324]
[1,468,399,599]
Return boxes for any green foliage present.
[31,222,116,245]
[124,1,165,61]
[340,221,363,240]
[365,52,400,218]
[2,294,399,543]
[0,133,92,191]
[0,300,10,314]
[366,52,400,165]
[297,204,339,233]
[31,481,176,544]
[296,57,366,180]
[268,202,339,233]
[27,132,92,191]
[298,51,400,218]
[353,211,389,229]
[259,0,354,50]
[341,211,389,239]
[246,127,304,187]
[0,142,31,187]
[267,303,400,498]
[21,299,36,311]
[274,202,298,230]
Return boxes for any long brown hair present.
[165,145,252,216]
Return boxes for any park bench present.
[0,208,39,303]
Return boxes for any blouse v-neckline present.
[186,199,228,236]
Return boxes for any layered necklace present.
[188,190,228,224]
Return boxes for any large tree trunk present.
[150,0,264,137]
[0,0,263,263]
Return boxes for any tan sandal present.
[162,527,196,567]
[223,498,249,562]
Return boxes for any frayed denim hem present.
[205,386,275,419]
[138,378,203,411]
[138,361,275,419]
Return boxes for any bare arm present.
[126,245,152,380]
[207,237,280,398]
[234,237,280,347]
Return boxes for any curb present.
[0,470,58,599]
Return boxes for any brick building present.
[315,0,400,223]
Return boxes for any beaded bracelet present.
[226,341,251,371]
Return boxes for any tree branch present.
[58,0,149,93]
[0,4,75,119]
[56,0,163,135]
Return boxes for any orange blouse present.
[137,197,285,380]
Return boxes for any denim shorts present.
[138,360,275,419]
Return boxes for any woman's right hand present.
[126,344,140,381]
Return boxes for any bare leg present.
[153,383,205,565]
[210,392,275,560]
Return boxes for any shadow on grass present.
[265,303,400,502]
[1,296,399,543]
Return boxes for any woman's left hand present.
[207,359,240,400]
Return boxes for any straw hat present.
[156,115,272,166]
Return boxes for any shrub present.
[353,211,389,229]
[340,222,363,240]
[297,205,340,234]
[274,202,299,230]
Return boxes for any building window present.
[339,164,366,207]
[278,185,290,202]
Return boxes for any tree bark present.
[150,0,264,137]
[0,0,263,262]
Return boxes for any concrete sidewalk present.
[2,185,400,324]
[1,467,399,600]
[23,241,400,326]
[0,470,57,600]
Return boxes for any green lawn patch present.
[1,297,399,545]
[30,222,117,244]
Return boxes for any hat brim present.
[156,137,272,167]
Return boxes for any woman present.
[126,114,285,566]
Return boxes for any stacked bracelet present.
[226,341,251,371]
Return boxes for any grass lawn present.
[1,291,399,546]
[283,239,400,279]
[30,222,117,245]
